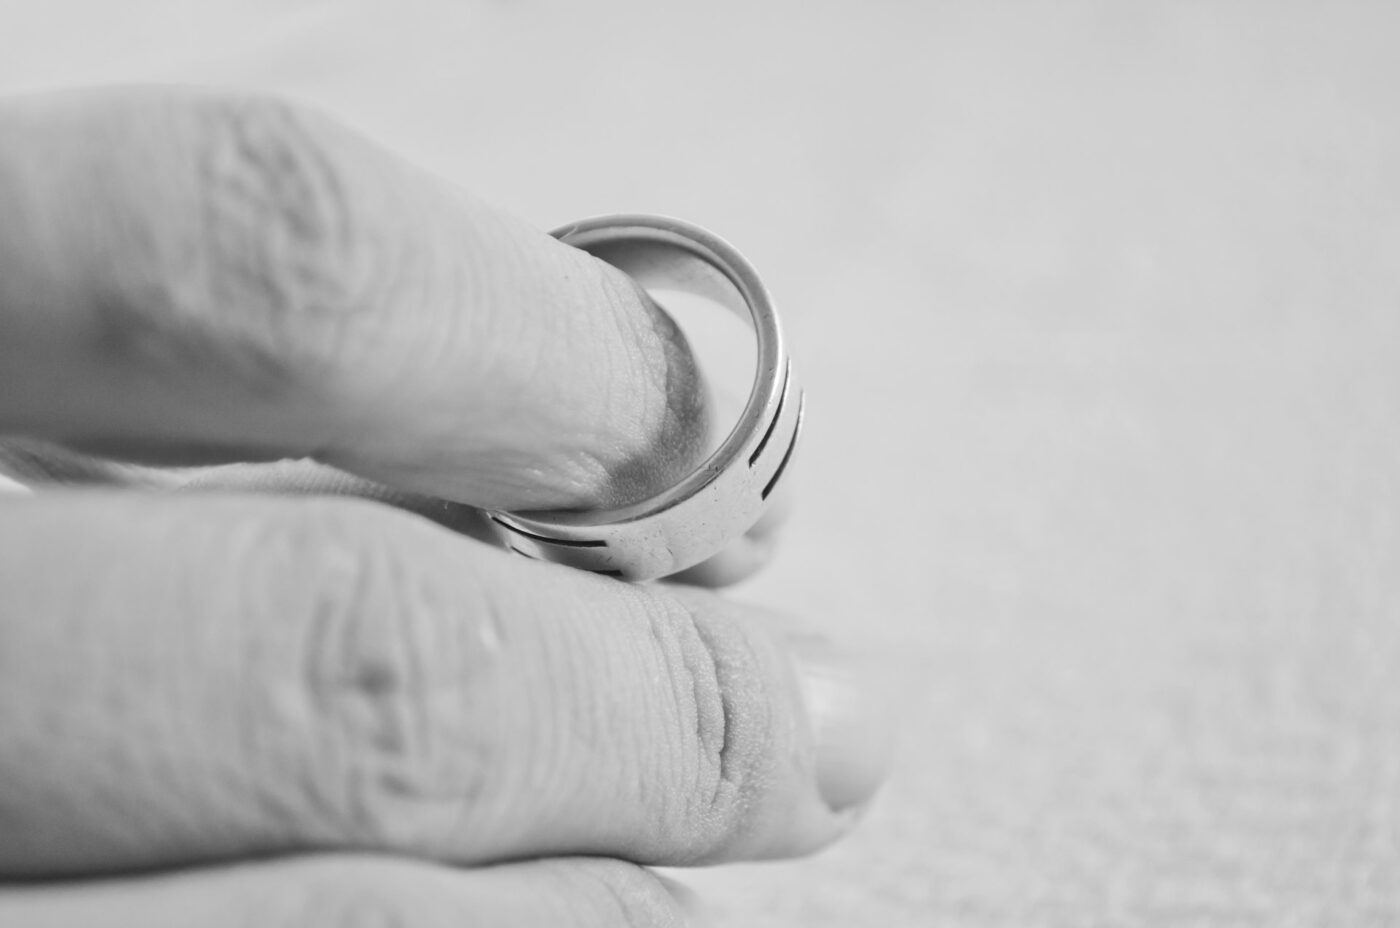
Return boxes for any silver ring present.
[486,214,804,581]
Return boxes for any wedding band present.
[486,214,804,581]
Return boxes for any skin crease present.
[0,88,893,926]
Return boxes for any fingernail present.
[789,635,894,813]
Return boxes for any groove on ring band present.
[490,515,608,548]
[761,393,805,500]
[511,542,622,577]
[749,359,793,467]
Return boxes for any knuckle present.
[240,500,499,854]
[647,594,778,858]
[188,93,369,379]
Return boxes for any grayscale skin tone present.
[0,88,893,927]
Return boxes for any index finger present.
[0,87,709,512]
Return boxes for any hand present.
[0,88,891,925]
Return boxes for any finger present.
[0,447,499,554]
[175,457,498,542]
[171,445,791,582]
[25,440,777,585]
[0,441,777,585]
[664,529,777,587]
[0,87,708,511]
[167,450,792,586]
[0,856,693,928]
[0,493,892,877]
[0,437,184,487]
[666,479,794,587]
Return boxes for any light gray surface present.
[5,2,1400,923]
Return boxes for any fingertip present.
[576,273,713,511]
[645,592,892,864]
[662,482,792,588]
[664,530,777,587]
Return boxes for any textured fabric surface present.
[3,2,1399,924]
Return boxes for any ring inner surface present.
[530,223,781,526]
[586,239,755,330]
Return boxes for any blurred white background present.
[5,1,1400,923]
